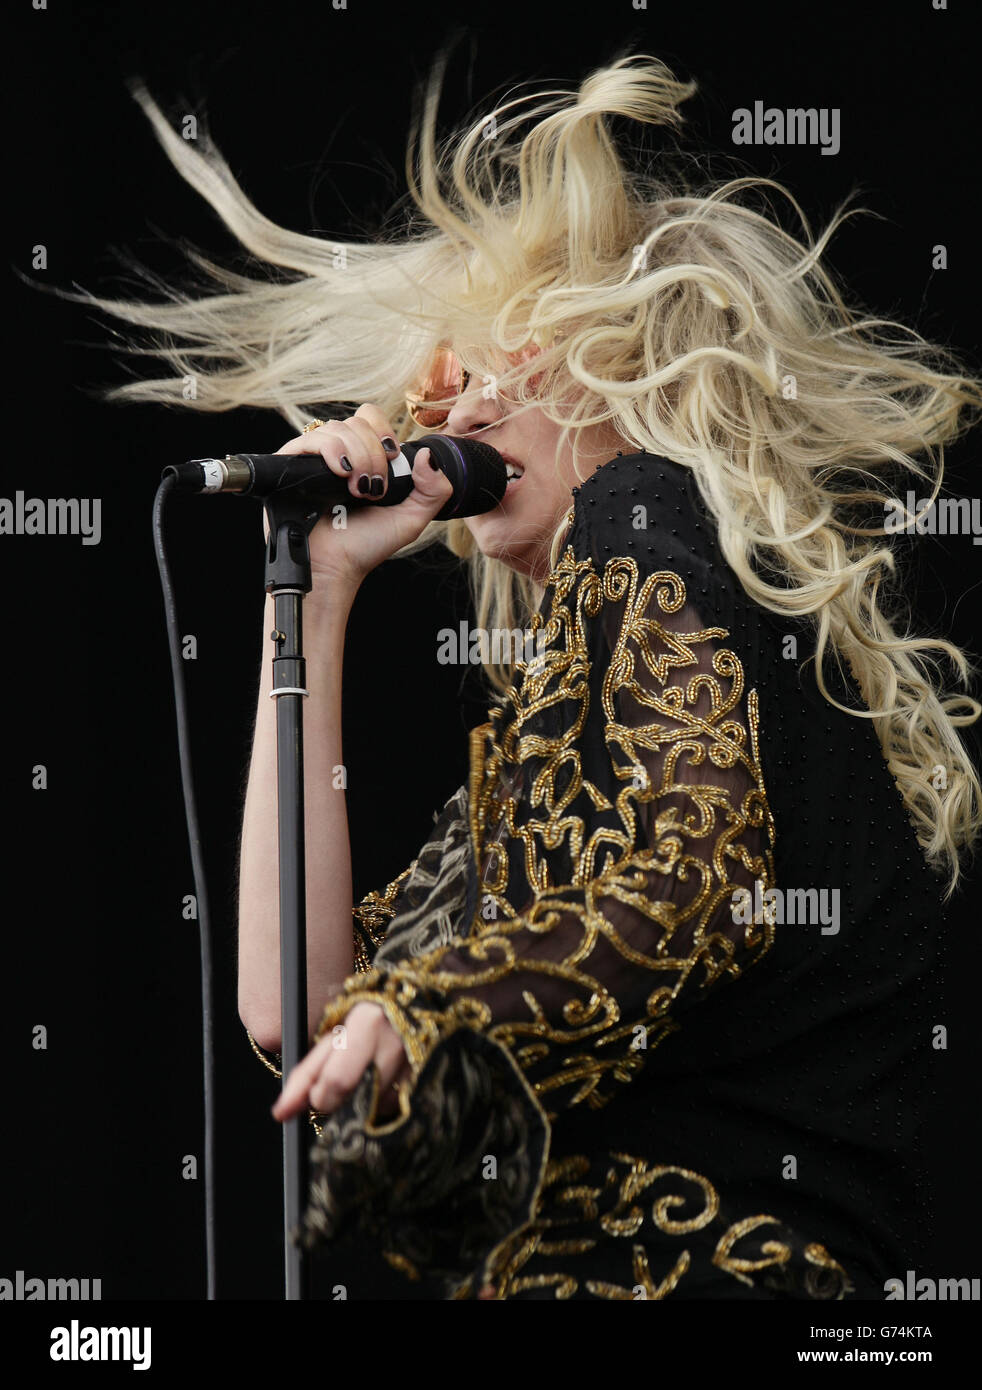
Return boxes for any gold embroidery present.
[352,927,371,976]
[804,1244,855,1299]
[586,1246,691,1301]
[476,1152,852,1301]
[245,1027,283,1078]
[712,1214,793,1287]
[553,1187,602,1224]
[382,1250,421,1282]
[314,549,777,1126]
[601,1155,720,1236]
[243,1028,324,1137]
[353,865,417,949]
[508,1272,579,1298]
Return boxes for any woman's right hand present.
[268,402,454,592]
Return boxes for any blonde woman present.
[68,51,980,1300]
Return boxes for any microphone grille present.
[428,435,507,520]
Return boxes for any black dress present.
[247,450,945,1300]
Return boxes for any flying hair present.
[49,49,982,896]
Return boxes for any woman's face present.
[441,364,623,581]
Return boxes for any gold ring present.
[302,418,328,434]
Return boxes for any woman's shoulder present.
[564,449,732,601]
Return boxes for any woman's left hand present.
[271,1001,412,1123]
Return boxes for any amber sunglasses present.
[403,346,469,428]
[405,343,544,428]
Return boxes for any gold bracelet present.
[244,1029,324,1136]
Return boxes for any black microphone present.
[162,434,507,521]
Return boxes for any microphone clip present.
[263,492,320,596]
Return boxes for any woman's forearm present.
[237,582,357,1053]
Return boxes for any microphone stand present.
[262,490,321,1301]
[163,435,502,1297]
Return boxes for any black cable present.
[152,475,217,1300]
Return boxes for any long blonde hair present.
[55,49,982,894]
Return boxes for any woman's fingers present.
[400,447,453,516]
[271,1003,401,1120]
[373,1029,414,1117]
[350,401,402,453]
[307,1012,381,1113]
[320,414,395,499]
[270,1033,337,1121]
[275,405,401,501]
[275,422,382,500]
[271,403,450,524]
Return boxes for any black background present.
[6,0,980,1306]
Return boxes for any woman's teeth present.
[505,464,525,481]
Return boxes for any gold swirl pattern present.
[464,1152,853,1301]
[311,549,777,1126]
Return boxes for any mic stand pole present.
[263,492,320,1301]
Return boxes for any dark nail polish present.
[339,455,353,472]
[381,436,398,454]
[357,474,371,494]
[370,475,385,497]
[428,451,440,471]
